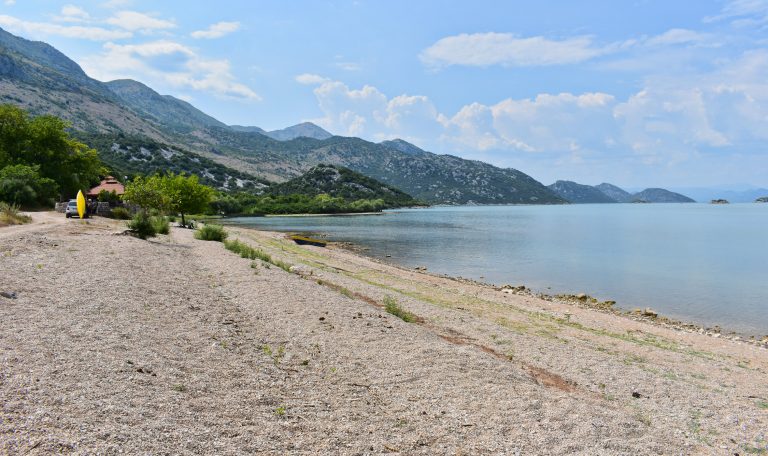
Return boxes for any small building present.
[87,176,125,199]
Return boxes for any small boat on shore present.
[289,235,327,247]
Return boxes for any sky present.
[1,0,768,188]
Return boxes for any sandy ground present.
[1,212,766,455]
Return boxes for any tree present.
[122,175,168,212]
[0,105,102,202]
[0,164,58,207]
[123,173,213,227]
[162,173,214,227]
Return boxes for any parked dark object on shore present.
[289,235,327,247]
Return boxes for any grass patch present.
[151,216,170,235]
[223,239,292,271]
[383,295,416,323]
[194,224,228,242]
[0,202,31,227]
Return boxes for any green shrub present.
[127,211,156,240]
[0,164,58,208]
[384,296,416,323]
[97,189,121,204]
[0,201,31,226]
[151,216,170,235]
[109,207,131,220]
[194,224,228,242]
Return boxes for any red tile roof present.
[87,176,125,197]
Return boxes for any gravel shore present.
[1,213,766,454]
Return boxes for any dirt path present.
[1,215,766,454]
[0,211,66,240]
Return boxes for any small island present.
[711,199,730,204]
[756,196,768,203]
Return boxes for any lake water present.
[225,204,768,335]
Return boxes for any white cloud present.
[295,73,329,85]
[56,5,91,23]
[644,28,710,47]
[106,11,175,31]
[191,21,240,39]
[705,0,768,25]
[81,40,260,101]
[335,61,362,71]
[303,48,768,185]
[0,14,132,41]
[420,32,610,68]
[101,0,133,8]
[4,0,16,5]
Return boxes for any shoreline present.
[221,217,768,343]
[3,212,768,453]
[332,237,768,345]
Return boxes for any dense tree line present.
[0,105,102,207]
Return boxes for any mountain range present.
[1,27,706,206]
[0,27,565,205]
[548,181,695,204]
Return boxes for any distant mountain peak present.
[380,138,426,155]
[0,26,88,79]
[105,78,227,132]
[264,122,333,141]
[548,180,617,203]
[632,188,695,203]
[595,183,633,203]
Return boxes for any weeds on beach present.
[225,239,271,261]
[384,295,416,323]
[152,216,170,235]
[223,239,292,271]
[195,224,228,242]
[0,202,31,226]
[108,207,131,220]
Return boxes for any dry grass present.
[0,202,31,227]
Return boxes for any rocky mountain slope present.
[548,181,617,203]
[631,188,695,203]
[269,164,418,207]
[230,122,332,141]
[0,27,564,204]
[595,183,633,203]
[549,180,696,204]
[106,79,228,133]
[74,132,268,191]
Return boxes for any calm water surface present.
[226,204,768,335]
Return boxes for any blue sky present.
[2,0,768,188]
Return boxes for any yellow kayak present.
[76,190,85,219]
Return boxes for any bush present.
[384,296,416,323]
[0,201,31,226]
[127,211,156,240]
[194,224,227,242]
[0,164,58,208]
[97,189,121,204]
[109,207,131,220]
[151,216,170,235]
